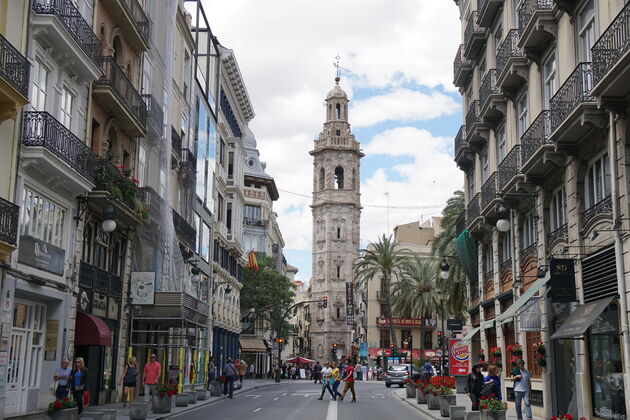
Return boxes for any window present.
[142,56,152,93]
[217,194,224,221]
[194,213,201,253]
[479,54,487,81]
[219,139,225,165]
[60,88,73,129]
[336,266,340,278]
[335,103,341,119]
[423,331,433,350]
[336,227,341,239]
[517,92,528,139]
[481,149,489,182]
[334,166,344,189]
[549,187,566,231]
[542,50,557,109]
[526,331,543,378]
[379,329,390,348]
[493,24,503,55]
[467,170,475,198]
[202,222,210,261]
[244,205,261,222]
[336,307,340,319]
[137,144,147,187]
[483,245,493,274]
[585,153,611,209]
[577,0,596,62]
[159,167,167,197]
[523,211,537,248]
[496,124,506,162]
[227,151,234,179]
[501,232,512,262]
[31,60,48,111]
[380,304,388,317]
[19,187,65,247]
[226,203,232,232]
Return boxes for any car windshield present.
[389,365,408,371]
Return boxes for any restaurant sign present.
[376,317,437,327]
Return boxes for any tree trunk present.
[385,270,397,351]
[419,325,425,362]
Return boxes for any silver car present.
[383,364,421,388]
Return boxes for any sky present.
[205,0,464,283]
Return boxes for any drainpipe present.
[607,111,630,414]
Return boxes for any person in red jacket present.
[339,362,356,402]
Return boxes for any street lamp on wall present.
[101,204,117,232]
[495,202,510,232]
[439,260,450,280]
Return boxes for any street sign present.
[447,319,464,331]
[550,259,577,302]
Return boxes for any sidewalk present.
[393,388,545,420]
[82,379,280,420]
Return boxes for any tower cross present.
[333,54,341,81]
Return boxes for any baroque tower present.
[310,76,363,361]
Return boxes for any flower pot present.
[428,393,440,410]
[48,407,79,420]
[151,395,171,413]
[416,388,428,404]
[210,382,222,396]
[485,410,507,420]
[406,383,416,398]
[440,394,456,417]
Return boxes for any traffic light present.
[332,343,337,357]
[322,296,328,308]
[278,337,284,352]
[437,331,443,347]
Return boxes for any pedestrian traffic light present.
[437,331,443,347]
[322,296,328,308]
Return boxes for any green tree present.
[432,190,467,317]
[354,234,409,350]
[240,257,296,339]
[391,256,441,356]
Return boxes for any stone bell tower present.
[310,74,363,361]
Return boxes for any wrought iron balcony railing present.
[171,126,182,158]
[0,34,29,98]
[520,242,537,264]
[95,159,145,209]
[243,217,268,227]
[464,11,483,51]
[32,0,101,68]
[518,0,555,32]
[592,2,630,87]
[496,29,525,77]
[465,100,481,132]
[180,148,196,171]
[142,94,163,139]
[479,69,500,111]
[481,172,498,210]
[550,62,594,133]
[547,223,568,244]
[583,195,612,226]
[454,125,467,157]
[498,145,521,190]
[520,110,551,165]
[122,0,150,43]
[467,193,482,224]
[79,261,122,298]
[453,44,472,86]
[172,209,196,251]
[95,57,147,128]
[0,197,19,246]
[500,258,512,274]
[22,111,96,181]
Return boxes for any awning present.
[481,320,495,329]
[496,272,550,325]
[239,337,268,352]
[551,297,614,340]
[461,326,480,343]
[75,312,112,346]
[519,296,541,332]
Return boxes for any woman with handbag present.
[119,356,139,407]
[465,363,484,410]
[482,364,502,400]
[70,357,88,414]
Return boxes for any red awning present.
[75,312,112,346]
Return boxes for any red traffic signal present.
[278,337,284,344]
[322,296,328,307]
[437,331,442,336]
[390,343,394,349]
[332,343,337,348]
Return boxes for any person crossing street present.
[331,362,342,400]
[317,362,335,400]
[339,361,356,402]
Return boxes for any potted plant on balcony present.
[439,385,456,417]
[210,376,225,396]
[415,380,428,404]
[479,396,507,420]
[47,397,78,420]
[152,383,177,413]
[428,385,441,410]
[94,162,149,221]
[404,378,416,398]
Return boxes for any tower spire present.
[333,54,341,83]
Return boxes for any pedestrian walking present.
[317,362,335,400]
[313,362,322,384]
[237,359,247,384]
[362,364,368,381]
[356,362,363,381]
[248,363,255,379]
[367,365,373,381]
[465,363,484,411]
[119,356,139,407]
[70,357,88,414]
[143,354,161,404]
[339,362,356,402]
[207,356,216,389]
[483,364,502,400]
[331,362,342,400]
[510,359,532,420]
[223,358,237,398]
[422,360,434,382]
[53,358,71,400]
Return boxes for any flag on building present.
[246,251,259,271]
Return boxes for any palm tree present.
[432,190,467,317]
[355,234,409,350]
[391,256,442,358]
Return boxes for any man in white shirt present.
[318,362,335,400]
[510,359,532,420]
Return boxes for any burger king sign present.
[449,339,470,375]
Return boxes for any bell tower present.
[309,73,363,361]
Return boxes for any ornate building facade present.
[310,77,362,361]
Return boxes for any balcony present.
[0,34,29,121]
[93,57,147,137]
[520,242,537,264]
[481,172,499,217]
[101,0,150,51]
[465,100,489,149]
[464,11,485,59]
[547,223,567,247]
[179,148,196,187]
[549,62,605,145]
[31,0,101,80]
[243,217,268,227]
[21,111,96,191]
[454,125,474,169]
[483,271,495,300]
[496,30,527,93]
[479,69,505,124]
[141,186,165,224]
[519,110,563,180]
[131,292,209,327]
[171,126,182,159]
[456,212,466,237]
[591,2,630,105]
[470,283,480,307]
[498,145,522,192]
[376,290,389,303]
[517,0,557,62]
[478,0,504,27]
[79,261,123,298]
[582,195,612,227]
[142,94,163,144]
[454,44,473,88]
[0,197,19,259]
[467,193,482,230]
[172,209,196,252]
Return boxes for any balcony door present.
[577,0,596,63]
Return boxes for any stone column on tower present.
[309,76,363,362]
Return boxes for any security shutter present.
[582,246,617,303]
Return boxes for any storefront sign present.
[92,293,107,317]
[550,259,577,302]
[376,317,437,327]
[448,339,470,376]
[45,320,59,361]
[131,272,156,305]
[18,235,65,275]
[447,319,464,331]
[346,282,354,325]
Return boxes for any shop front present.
[239,337,269,378]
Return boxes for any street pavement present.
[169,380,430,420]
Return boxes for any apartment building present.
[453,0,630,418]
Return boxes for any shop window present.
[526,331,542,378]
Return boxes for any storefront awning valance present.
[496,272,550,325]
[75,312,112,346]
[481,320,495,329]
[239,337,268,352]
[519,296,541,331]
[551,297,614,340]
[461,326,480,343]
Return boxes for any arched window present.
[335,103,341,119]
[112,35,123,65]
[334,166,344,189]
[319,167,325,190]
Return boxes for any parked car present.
[383,364,421,388]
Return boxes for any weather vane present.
[333,54,341,82]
